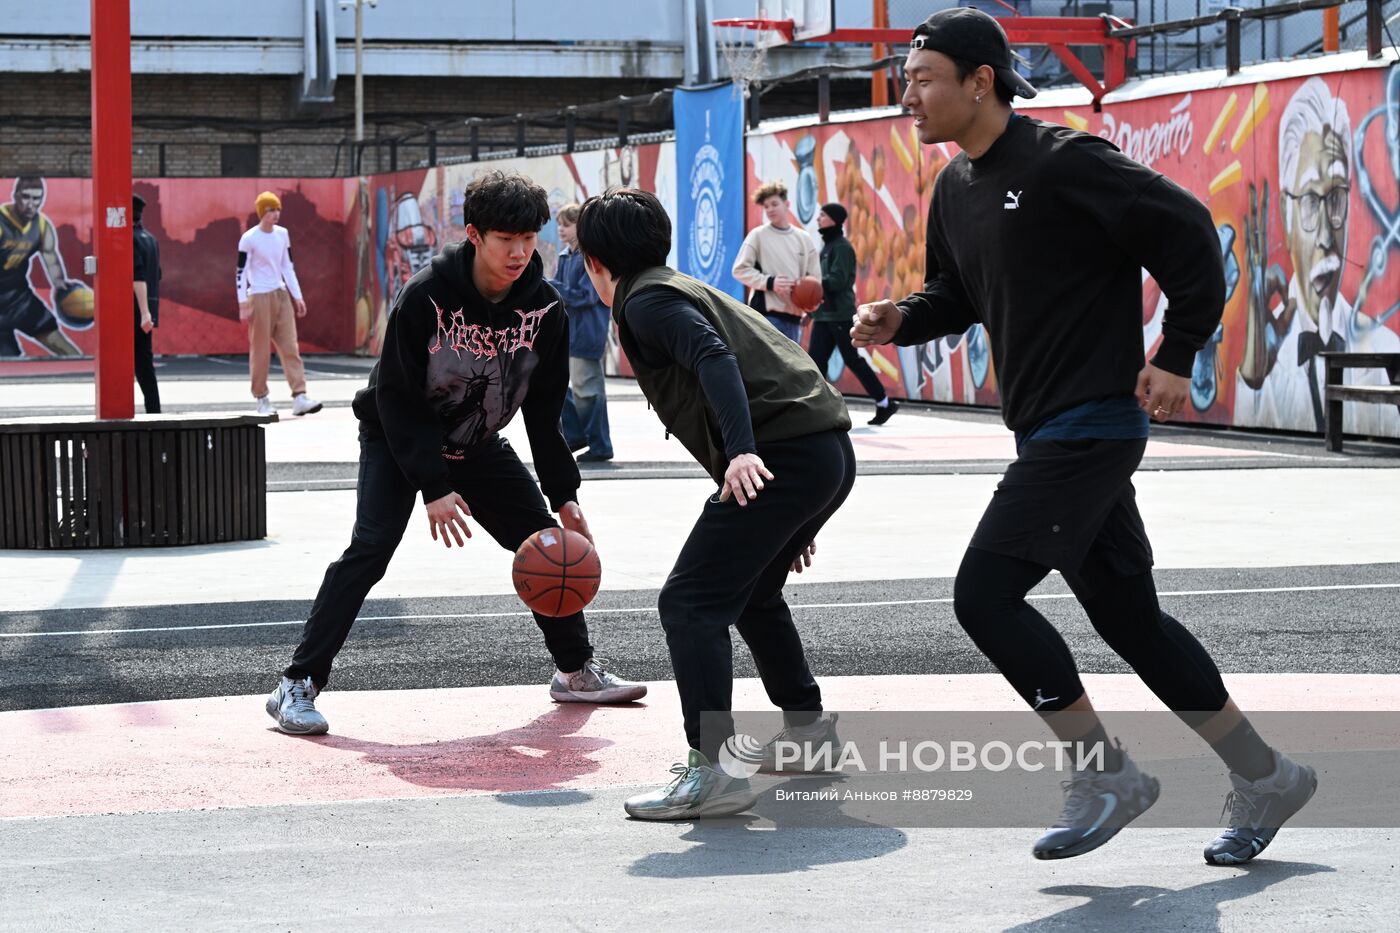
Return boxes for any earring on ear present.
[975,95,983,103]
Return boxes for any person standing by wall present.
[236,191,322,417]
[807,202,898,425]
[131,194,161,413]
[551,203,614,462]
[732,181,820,343]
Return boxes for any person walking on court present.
[732,181,820,343]
[577,188,853,821]
[263,171,645,737]
[853,8,1315,864]
[807,201,897,425]
[236,191,322,417]
[131,194,161,414]
[550,202,613,462]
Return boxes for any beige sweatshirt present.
[731,222,820,316]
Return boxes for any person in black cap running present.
[853,7,1315,864]
[808,201,897,424]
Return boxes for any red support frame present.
[91,0,134,420]
[790,18,1138,105]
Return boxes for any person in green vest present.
[808,201,898,424]
[576,187,855,821]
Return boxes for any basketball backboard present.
[759,0,835,43]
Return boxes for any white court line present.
[3,582,1398,639]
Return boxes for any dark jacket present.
[133,223,161,325]
[814,230,856,323]
[613,266,850,484]
[352,240,578,509]
[550,247,611,360]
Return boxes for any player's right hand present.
[851,300,901,348]
[773,276,795,298]
[238,300,252,322]
[426,492,473,548]
[718,453,773,507]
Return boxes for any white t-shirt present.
[237,225,303,302]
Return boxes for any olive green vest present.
[613,267,851,483]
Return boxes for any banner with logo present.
[673,83,745,299]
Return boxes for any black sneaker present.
[1203,752,1317,865]
[1033,744,1160,860]
[868,399,899,425]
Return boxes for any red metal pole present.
[92,0,134,420]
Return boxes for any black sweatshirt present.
[894,115,1224,433]
[351,241,579,510]
[624,287,757,459]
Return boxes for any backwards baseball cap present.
[910,8,1038,100]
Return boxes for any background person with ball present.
[732,180,821,343]
[263,171,645,738]
[577,187,854,821]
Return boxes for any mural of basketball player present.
[1233,78,1400,437]
[0,176,86,357]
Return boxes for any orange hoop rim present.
[711,17,795,42]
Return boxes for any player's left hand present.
[719,452,773,507]
[1136,363,1190,423]
[791,539,817,574]
[294,298,308,318]
[558,500,593,545]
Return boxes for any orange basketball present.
[512,528,602,617]
[791,275,823,313]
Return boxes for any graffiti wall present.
[351,144,676,364]
[747,62,1400,438]
[0,176,354,358]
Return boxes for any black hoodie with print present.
[351,240,579,511]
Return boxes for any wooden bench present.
[1321,352,1400,452]
[0,413,276,549]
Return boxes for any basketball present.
[791,275,823,312]
[55,282,95,328]
[512,527,602,617]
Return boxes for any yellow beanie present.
[255,191,282,217]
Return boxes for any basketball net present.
[715,23,780,101]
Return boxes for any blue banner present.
[673,84,745,299]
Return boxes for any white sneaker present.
[255,395,276,416]
[265,675,329,735]
[549,658,647,703]
[292,393,323,416]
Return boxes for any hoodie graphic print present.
[352,240,579,510]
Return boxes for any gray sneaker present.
[1033,744,1160,860]
[265,675,329,735]
[760,712,841,773]
[624,749,760,820]
[1204,752,1317,865]
[550,658,647,704]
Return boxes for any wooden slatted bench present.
[0,413,276,549]
[1321,352,1400,453]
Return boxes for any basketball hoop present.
[713,17,793,100]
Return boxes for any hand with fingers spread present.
[718,452,773,507]
[558,500,594,545]
[425,491,473,547]
[1136,363,1190,423]
[851,300,902,348]
[791,539,817,574]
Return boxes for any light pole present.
[338,0,377,170]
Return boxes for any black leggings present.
[807,319,887,402]
[952,546,1229,714]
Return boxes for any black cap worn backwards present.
[910,7,1038,99]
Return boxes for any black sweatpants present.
[134,319,160,414]
[658,429,857,760]
[285,424,593,688]
[952,436,1229,716]
[807,319,887,403]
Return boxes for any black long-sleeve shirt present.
[623,286,757,459]
[352,241,579,510]
[894,115,1224,433]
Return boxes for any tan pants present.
[248,289,307,399]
